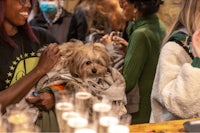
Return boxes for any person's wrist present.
[33,66,46,77]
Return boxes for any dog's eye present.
[86,61,92,65]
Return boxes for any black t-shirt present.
[0,26,57,91]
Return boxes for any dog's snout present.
[92,68,97,74]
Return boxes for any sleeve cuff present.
[192,57,200,68]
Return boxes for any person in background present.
[28,0,40,22]
[100,0,166,124]
[29,0,72,43]
[118,0,131,41]
[67,0,126,43]
[66,0,92,42]
[0,0,60,131]
[151,0,200,122]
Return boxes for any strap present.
[168,31,194,59]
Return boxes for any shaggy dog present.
[39,40,127,115]
[14,40,126,126]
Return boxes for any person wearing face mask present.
[29,0,72,43]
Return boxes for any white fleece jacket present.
[150,41,200,122]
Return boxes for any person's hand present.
[100,31,120,45]
[112,35,128,47]
[100,31,128,47]
[100,34,113,45]
[192,29,200,57]
[25,92,55,110]
[35,43,61,75]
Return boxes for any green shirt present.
[124,14,166,123]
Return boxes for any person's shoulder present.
[163,29,189,51]
[31,26,57,43]
[162,41,184,54]
[61,8,72,17]
[168,30,190,45]
[161,41,192,62]
[133,27,152,38]
[74,5,87,12]
[73,6,88,17]
[136,19,165,36]
[29,13,45,24]
[31,26,50,35]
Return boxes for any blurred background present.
[62,0,183,32]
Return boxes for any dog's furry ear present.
[58,41,84,62]
[68,50,82,78]
[85,42,112,66]
[59,41,84,56]
[51,41,85,71]
[93,42,112,66]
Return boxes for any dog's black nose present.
[92,68,97,73]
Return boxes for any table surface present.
[129,118,200,133]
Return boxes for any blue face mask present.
[39,1,58,14]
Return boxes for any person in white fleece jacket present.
[150,0,200,122]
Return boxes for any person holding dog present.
[100,0,166,124]
[0,0,60,131]
[151,0,200,122]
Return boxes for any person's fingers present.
[25,95,41,104]
[37,92,55,110]
[102,34,109,39]
[45,44,61,60]
[47,43,60,54]
[48,43,58,48]
[110,31,116,37]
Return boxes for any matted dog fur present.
[17,40,127,123]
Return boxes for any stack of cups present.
[108,114,132,133]
[5,104,40,132]
[54,90,75,132]
[54,89,131,133]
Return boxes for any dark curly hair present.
[0,0,38,48]
[126,0,164,16]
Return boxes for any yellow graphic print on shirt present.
[6,52,39,88]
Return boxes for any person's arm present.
[100,31,128,47]
[0,43,60,113]
[123,32,149,93]
[152,40,200,119]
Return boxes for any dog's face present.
[40,40,111,81]
[69,43,111,81]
